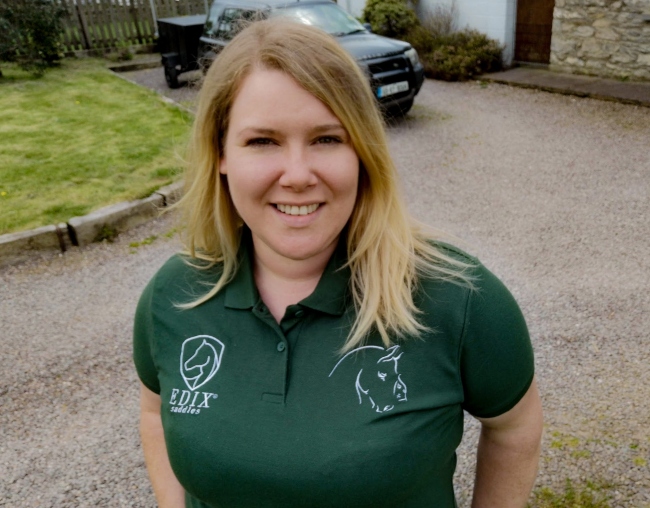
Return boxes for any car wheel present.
[165,66,180,89]
[387,98,414,118]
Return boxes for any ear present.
[219,157,227,175]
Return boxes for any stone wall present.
[550,0,650,80]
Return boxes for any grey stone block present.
[68,194,164,247]
[0,224,67,267]
[155,181,184,206]
[58,223,74,252]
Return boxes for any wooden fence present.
[59,0,208,52]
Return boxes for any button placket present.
[251,301,290,404]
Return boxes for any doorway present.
[515,0,555,63]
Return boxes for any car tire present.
[387,98,414,118]
[165,66,180,89]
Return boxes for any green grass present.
[129,234,158,249]
[0,58,191,235]
[529,479,613,508]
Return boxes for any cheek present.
[224,165,274,216]
[339,157,361,205]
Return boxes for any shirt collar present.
[224,231,259,310]
[299,237,350,316]
[224,231,350,316]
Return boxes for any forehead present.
[227,67,341,129]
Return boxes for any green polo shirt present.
[133,237,534,508]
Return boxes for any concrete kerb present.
[480,67,650,108]
[107,58,161,74]
[0,181,183,267]
[1,58,192,268]
[68,194,165,247]
[0,225,69,267]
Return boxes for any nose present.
[278,146,318,191]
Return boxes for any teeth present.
[277,203,319,216]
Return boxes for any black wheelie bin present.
[157,14,206,88]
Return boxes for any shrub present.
[0,0,68,77]
[362,0,419,39]
[362,0,503,81]
[422,30,504,81]
[422,1,458,37]
[403,24,437,55]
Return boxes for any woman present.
[134,17,543,508]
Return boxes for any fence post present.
[75,3,92,50]
[130,4,144,44]
[149,0,159,37]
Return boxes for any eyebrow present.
[238,124,347,137]
[312,124,347,134]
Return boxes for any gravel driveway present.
[1,70,649,507]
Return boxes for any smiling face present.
[220,68,360,269]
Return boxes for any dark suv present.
[197,0,425,115]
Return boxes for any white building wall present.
[416,0,518,65]
[339,0,366,18]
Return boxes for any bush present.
[422,30,504,81]
[362,0,503,82]
[362,0,419,39]
[422,1,458,38]
[0,0,68,76]
[403,24,437,55]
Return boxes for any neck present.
[252,241,336,322]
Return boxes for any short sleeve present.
[133,277,161,394]
[460,264,534,418]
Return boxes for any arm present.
[471,378,543,508]
[139,382,186,508]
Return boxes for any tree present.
[0,0,68,77]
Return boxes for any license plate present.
[377,81,409,98]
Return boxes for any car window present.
[215,8,258,40]
[204,3,224,36]
[272,3,365,36]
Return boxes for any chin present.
[273,237,338,262]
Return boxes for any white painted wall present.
[339,0,366,18]
[416,0,517,65]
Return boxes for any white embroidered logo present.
[180,335,225,391]
[329,345,407,413]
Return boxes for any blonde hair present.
[178,17,473,351]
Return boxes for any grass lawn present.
[0,58,192,235]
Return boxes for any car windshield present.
[272,3,365,36]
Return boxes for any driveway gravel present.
[1,71,649,507]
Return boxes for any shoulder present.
[422,241,512,295]
[430,240,479,266]
[415,241,526,331]
[415,240,478,296]
[142,253,223,306]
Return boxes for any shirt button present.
[295,309,304,318]
[276,342,286,352]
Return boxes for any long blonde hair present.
[178,17,473,351]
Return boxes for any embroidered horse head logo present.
[329,345,407,413]
[180,335,225,391]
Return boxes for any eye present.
[315,135,343,145]
[377,371,387,381]
[246,137,275,147]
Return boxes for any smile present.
[275,203,320,216]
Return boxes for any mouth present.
[275,203,320,216]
